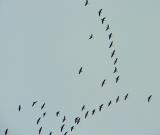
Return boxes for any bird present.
[108,100,111,107]
[41,102,45,110]
[148,95,152,102]
[92,109,96,115]
[84,0,88,6]
[64,132,68,135]
[60,124,65,132]
[49,131,52,135]
[18,105,21,112]
[101,79,106,87]
[98,9,102,16]
[71,126,74,132]
[39,127,42,135]
[37,117,41,125]
[56,111,60,117]
[62,116,66,122]
[43,112,46,117]
[5,128,8,135]
[111,50,115,58]
[78,67,82,74]
[99,104,103,111]
[89,34,93,39]
[106,24,109,31]
[32,101,38,107]
[116,96,119,103]
[101,17,106,24]
[85,111,89,119]
[113,67,118,73]
[77,117,80,124]
[109,33,112,40]
[124,93,128,100]
[114,58,118,65]
[115,76,120,83]
[75,117,78,123]
[81,105,85,111]
[109,41,113,48]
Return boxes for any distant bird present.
[64,132,68,135]
[60,124,65,132]
[148,95,152,102]
[39,127,42,135]
[109,33,112,40]
[78,67,83,74]
[43,112,46,117]
[101,79,106,87]
[71,126,74,132]
[114,58,118,65]
[98,9,102,16]
[5,128,8,135]
[124,93,128,100]
[75,117,78,123]
[77,117,80,124]
[115,76,120,83]
[41,102,45,110]
[113,67,118,73]
[85,111,89,119]
[109,41,113,48]
[116,96,119,103]
[99,104,103,111]
[84,0,88,6]
[32,101,38,107]
[101,17,106,24]
[56,111,60,117]
[92,109,96,115]
[49,131,52,135]
[37,117,41,125]
[62,116,66,122]
[106,24,109,31]
[18,105,21,112]
[108,100,111,107]
[89,34,93,39]
[111,50,115,58]
[81,105,85,111]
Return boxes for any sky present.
[0,0,160,135]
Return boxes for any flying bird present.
[114,58,118,65]
[85,111,89,119]
[148,95,152,102]
[77,118,80,124]
[32,101,38,107]
[78,67,82,74]
[108,100,111,107]
[109,33,112,40]
[109,41,113,48]
[92,109,96,115]
[56,111,60,117]
[64,132,68,135]
[49,131,52,135]
[116,76,120,83]
[41,102,45,110]
[60,124,65,132]
[124,93,128,100]
[39,127,42,135]
[84,0,88,6]
[62,116,66,123]
[106,24,109,31]
[116,96,119,103]
[101,17,106,24]
[37,117,41,125]
[111,50,115,58]
[113,67,118,73]
[89,34,93,39]
[101,79,106,87]
[43,112,46,117]
[98,9,102,16]
[71,126,74,132]
[18,105,21,112]
[5,128,8,135]
[99,104,103,111]
[81,105,85,111]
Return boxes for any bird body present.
[101,17,106,24]
[64,132,68,135]
[92,109,96,115]
[85,111,89,119]
[43,112,46,117]
[62,116,66,122]
[5,128,8,135]
[116,96,119,103]
[108,100,111,107]
[61,124,65,132]
[32,101,38,107]
[49,131,52,135]
[109,41,113,48]
[71,126,74,131]
[39,127,42,135]
[85,0,88,6]
[89,34,93,39]
[101,79,106,87]
[116,76,120,83]
[98,9,102,16]
[18,105,21,112]
[41,103,45,110]
[109,33,112,40]
[99,104,103,111]
[79,67,82,74]
[106,24,109,31]
[114,58,118,65]
[37,117,41,125]
[81,105,85,111]
[56,111,60,117]
[148,95,152,102]
[111,50,115,58]
[113,67,118,73]
[124,93,128,100]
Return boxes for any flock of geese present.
[3,0,153,135]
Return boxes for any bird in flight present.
[81,105,85,111]
[32,101,38,107]
[49,131,52,135]
[62,116,66,123]
[98,9,102,16]
[109,41,113,48]
[18,105,21,112]
[124,93,128,100]
[41,102,45,110]
[114,58,118,65]
[84,0,88,6]
[85,111,89,119]
[101,79,106,87]
[99,104,103,111]
[108,100,111,107]
[113,67,118,73]
[111,50,115,58]
[37,117,41,125]
[101,17,106,24]
[5,128,8,135]
[43,112,46,117]
[116,96,119,103]
[71,126,74,132]
[77,117,80,124]
[89,34,93,39]
[56,111,60,117]
[60,124,65,132]
[92,109,96,115]
[109,33,112,40]
[39,126,42,135]
[115,76,120,83]
[106,24,109,31]
[148,95,152,102]
[78,67,83,74]
[64,132,68,135]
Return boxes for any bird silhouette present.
[116,96,119,103]
[111,50,115,58]
[79,67,82,74]
[60,124,65,132]
[89,34,93,39]
[92,109,96,115]
[85,111,89,119]
[41,102,45,110]
[101,17,106,24]
[18,105,21,112]
[77,118,80,124]
[84,0,88,6]
[5,128,8,135]
[62,116,66,122]
[71,126,74,132]
[114,58,118,65]
[37,117,41,125]
[98,9,102,16]
[148,95,152,102]
[56,111,60,117]
[113,67,118,73]
[49,131,52,135]
[108,100,111,107]
[109,41,113,48]
[75,117,78,124]
[81,105,85,111]
[43,112,46,117]
[124,93,128,100]
[109,33,112,40]
[106,24,109,31]
[32,101,38,107]
[99,104,103,111]
[39,127,42,135]
[64,132,68,135]
[101,79,106,87]
[116,76,120,83]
